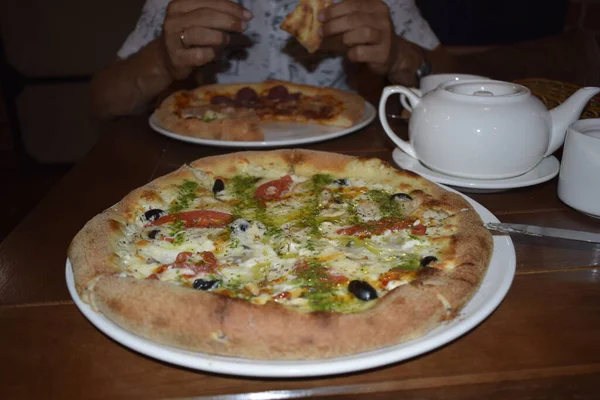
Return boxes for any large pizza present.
[155,80,366,141]
[68,150,492,360]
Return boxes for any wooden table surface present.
[2,92,600,399]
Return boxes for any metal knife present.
[485,222,600,244]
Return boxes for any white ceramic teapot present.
[379,80,600,179]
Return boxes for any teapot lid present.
[441,80,529,98]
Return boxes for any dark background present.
[417,0,569,45]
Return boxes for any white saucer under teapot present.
[379,80,600,180]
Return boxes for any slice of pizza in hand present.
[281,0,333,53]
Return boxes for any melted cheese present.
[116,172,454,313]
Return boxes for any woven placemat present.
[514,78,600,119]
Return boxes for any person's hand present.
[161,0,252,80]
[319,0,401,76]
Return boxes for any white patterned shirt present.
[118,0,439,90]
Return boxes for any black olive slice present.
[348,280,378,301]
[333,178,348,186]
[230,219,250,233]
[391,193,412,201]
[421,256,438,267]
[212,178,225,194]
[148,229,160,239]
[193,279,220,291]
[144,209,166,222]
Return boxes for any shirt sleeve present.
[117,0,170,59]
[383,0,440,50]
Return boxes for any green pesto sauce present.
[172,234,185,246]
[293,174,334,239]
[169,180,199,213]
[334,192,361,225]
[168,219,185,245]
[311,173,334,190]
[230,175,259,211]
[294,259,339,310]
[367,189,404,218]
[229,174,286,238]
[393,253,422,270]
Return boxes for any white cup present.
[400,73,489,111]
[557,118,600,218]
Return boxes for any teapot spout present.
[546,87,600,156]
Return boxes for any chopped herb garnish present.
[169,219,184,236]
[294,259,340,310]
[169,180,199,213]
[311,174,334,190]
[395,253,422,270]
[367,189,403,218]
[172,233,185,246]
[168,219,185,245]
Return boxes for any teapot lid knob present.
[473,90,494,97]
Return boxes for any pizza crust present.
[69,149,493,360]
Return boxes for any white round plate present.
[392,148,560,193]
[67,190,514,378]
[149,103,376,148]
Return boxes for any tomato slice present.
[273,291,291,301]
[146,264,169,280]
[199,251,218,271]
[175,252,193,263]
[255,175,293,201]
[336,218,410,238]
[379,270,404,286]
[324,273,349,284]
[149,210,233,228]
[411,223,427,236]
[171,251,219,274]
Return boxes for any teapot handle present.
[400,88,423,112]
[378,86,422,159]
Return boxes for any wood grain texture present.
[1,270,599,399]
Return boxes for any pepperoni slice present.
[149,210,233,228]
[235,87,259,102]
[267,85,289,100]
[255,175,293,201]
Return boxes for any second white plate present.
[149,102,376,148]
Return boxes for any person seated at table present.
[91,0,454,120]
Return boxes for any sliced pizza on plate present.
[154,80,365,142]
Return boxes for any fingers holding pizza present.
[161,0,253,80]
[318,0,399,75]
